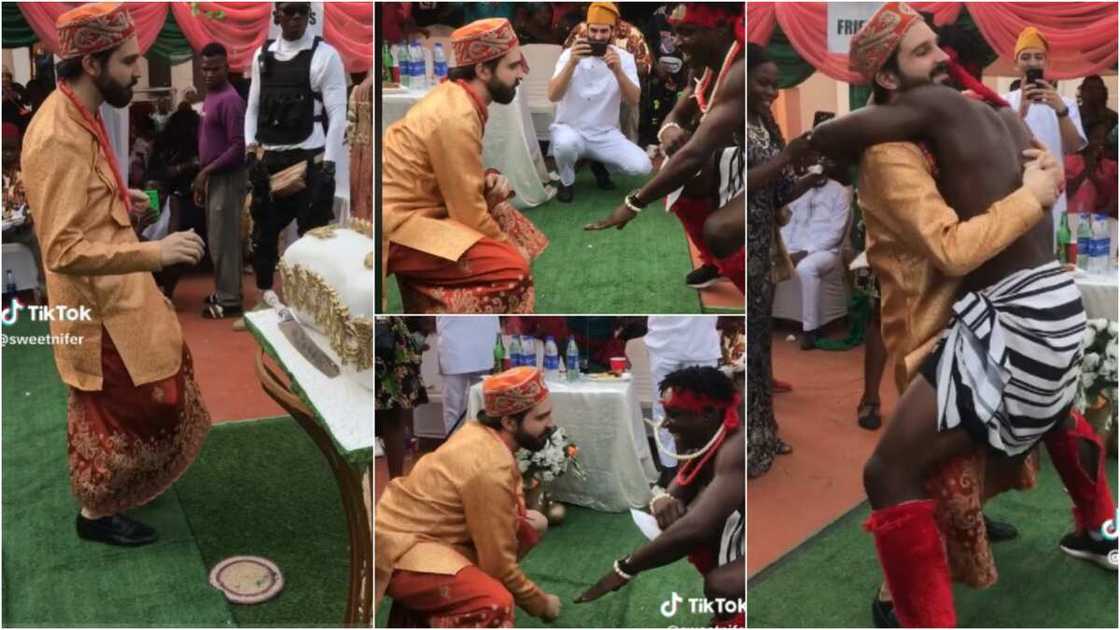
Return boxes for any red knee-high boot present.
[864,499,957,628]
[1042,410,1116,534]
[670,196,716,266]
[715,247,745,294]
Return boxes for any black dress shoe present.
[76,513,158,546]
[871,596,899,628]
[799,330,819,350]
[590,162,615,190]
[983,514,1019,543]
[685,264,721,288]
[557,184,574,203]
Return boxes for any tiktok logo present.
[660,592,683,618]
[1,299,24,326]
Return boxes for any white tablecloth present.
[382,86,554,208]
[1075,269,1119,321]
[245,309,373,463]
[467,377,657,513]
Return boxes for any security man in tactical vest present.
[244,2,349,310]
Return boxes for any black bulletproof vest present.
[256,36,326,145]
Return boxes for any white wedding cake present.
[277,220,373,390]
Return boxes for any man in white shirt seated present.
[779,158,850,350]
[1001,26,1086,246]
[547,2,651,203]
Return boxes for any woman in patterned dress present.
[376,316,431,478]
[746,44,812,478]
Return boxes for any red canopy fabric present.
[748,2,1117,82]
[19,2,168,56]
[19,2,374,74]
[169,2,272,73]
[324,1,373,73]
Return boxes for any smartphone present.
[1025,68,1044,88]
[589,41,608,57]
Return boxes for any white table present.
[1074,269,1118,321]
[467,377,658,513]
[382,86,555,208]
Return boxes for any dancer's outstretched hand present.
[652,494,686,530]
[574,569,628,603]
[584,203,638,231]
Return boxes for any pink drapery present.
[19,2,374,75]
[169,2,272,73]
[324,1,373,73]
[748,2,1117,82]
[19,2,169,55]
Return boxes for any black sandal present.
[202,303,243,319]
[858,401,882,431]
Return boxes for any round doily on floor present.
[209,556,284,604]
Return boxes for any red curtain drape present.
[749,2,1117,82]
[170,2,272,73]
[324,2,372,74]
[19,2,374,75]
[19,2,168,56]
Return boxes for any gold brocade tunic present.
[21,89,182,391]
[375,421,549,618]
[381,81,505,267]
[858,142,1044,391]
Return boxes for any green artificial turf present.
[383,172,703,313]
[748,451,1120,628]
[376,505,717,628]
[2,318,352,627]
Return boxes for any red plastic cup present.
[610,357,627,375]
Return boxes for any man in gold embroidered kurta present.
[381,18,547,314]
[376,367,560,626]
[20,3,209,546]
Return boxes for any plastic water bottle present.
[410,40,427,90]
[508,334,522,367]
[543,336,560,382]
[1093,213,1111,275]
[566,338,581,381]
[433,43,448,82]
[1077,213,1093,271]
[396,42,411,89]
[522,336,536,368]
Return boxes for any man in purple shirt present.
[194,42,247,319]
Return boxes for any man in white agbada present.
[644,316,721,488]
[1001,26,1086,245]
[780,159,851,350]
[436,316,500,436]
[548,2,651,203]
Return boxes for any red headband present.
[668,4,739,30]
[943,46,1008,108]
[662,388,741,431]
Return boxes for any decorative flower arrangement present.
[1076,319,1118,432]
[517,426,586,487]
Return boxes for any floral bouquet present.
[1076,318,1118,432]
[517,426,586,487]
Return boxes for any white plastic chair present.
[519,44,564,141]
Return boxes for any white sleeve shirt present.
[780,179,850,254]
[644,316,721,364]
[436,316,501,375]
[245,31,349,165]
[552,45,638,135]
[1002,89,1086,217]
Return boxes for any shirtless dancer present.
[809,3,1117,626]
[574,367,745,627]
